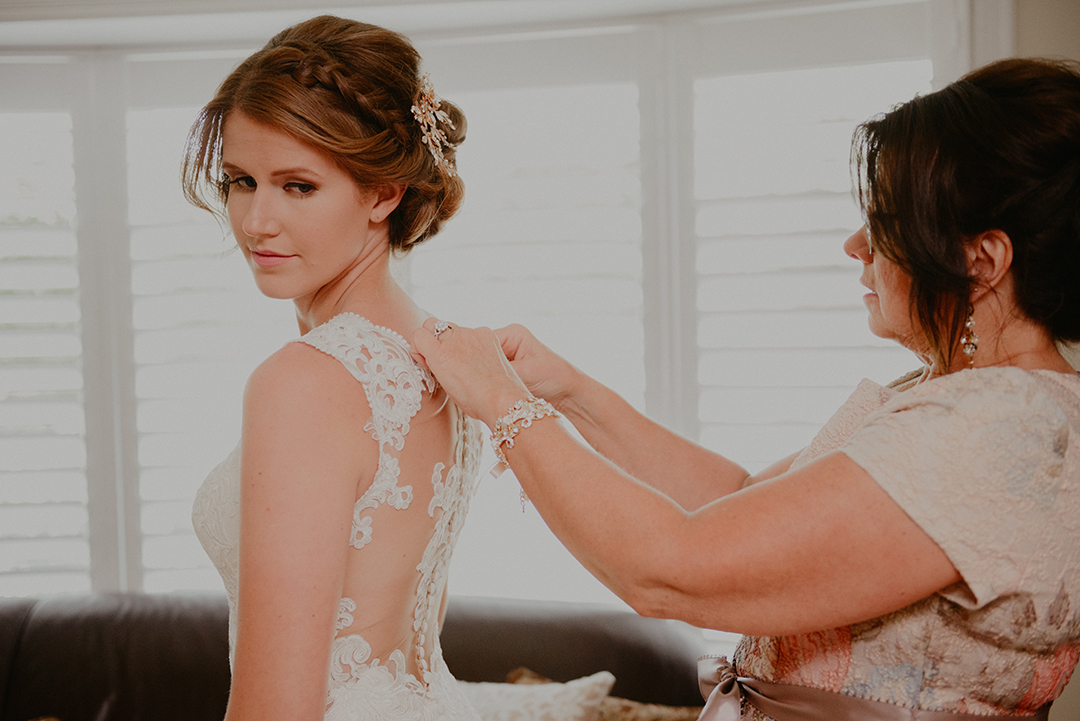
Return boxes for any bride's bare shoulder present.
[243,342,372,430]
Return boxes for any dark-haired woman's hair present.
[181,15,466,253]
[853,57,1080,368]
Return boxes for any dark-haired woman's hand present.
[495,324,582,412]
[412,319,531,426]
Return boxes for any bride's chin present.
[250,279,299,301]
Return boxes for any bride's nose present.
[844,225,872,262]
[240,190,280,238]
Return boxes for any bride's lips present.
[249,248,294,267]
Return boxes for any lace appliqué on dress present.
[302,314,484,718]
[336,598,356,631]
[194,313,483,720]
[327,413,483,702]
[324,645,479,721]
[191,444,242,663]
[300,313,435,550]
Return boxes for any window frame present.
[0,0,1011,594]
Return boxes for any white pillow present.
[458,670,616,721]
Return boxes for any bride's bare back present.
[194,314,483,719]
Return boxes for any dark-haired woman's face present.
[844,226,920,350]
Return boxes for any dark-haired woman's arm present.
[411,321,960,635]
[493,324,800,510]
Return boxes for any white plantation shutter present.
[682,2,942,472]
[124,55,297,593]
[408,29,646,603]
[0,0,995,599]
[0,98,90,595]
[128,178,296,593]
[694,60,934,471]
[407,81,644,403]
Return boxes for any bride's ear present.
[966,230,1013,302]
[369,184,407,224]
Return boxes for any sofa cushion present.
[1,593,229,721]
[0,593,703,720]
[441,596,702,706]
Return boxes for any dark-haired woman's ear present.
[966,230,1013,303]
[369,183,407,223]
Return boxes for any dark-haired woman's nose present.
[844,225,872,263]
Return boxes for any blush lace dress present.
[192,313,484,720]
[735,367,1080,719]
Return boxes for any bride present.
[184,16,482,720]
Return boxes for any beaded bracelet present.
[490,396,557,467]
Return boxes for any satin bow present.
[697,655,744,721]
[696,654,1054,721]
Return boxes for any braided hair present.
[182,15,466,252]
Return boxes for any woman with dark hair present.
[185,16,483,721]
[413,58,1080,720]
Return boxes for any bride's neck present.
[294,257,420,336]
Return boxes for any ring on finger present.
[433,320,451,339]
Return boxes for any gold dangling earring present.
[961,307,978,368]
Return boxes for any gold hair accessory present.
[411,73,456,177]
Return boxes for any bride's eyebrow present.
[269,167,324,180]
[219,162,324,181]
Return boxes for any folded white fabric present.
[458,670,616,721]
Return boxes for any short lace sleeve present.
[841,367,1080,616]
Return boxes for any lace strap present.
[298,313,434,448]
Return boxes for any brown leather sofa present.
[0,592,703,721]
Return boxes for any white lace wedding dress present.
[192,313,484,720]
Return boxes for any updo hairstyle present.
[182,14,466,253]
[852,58,1080,367]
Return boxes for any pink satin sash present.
[698,656,1052,721]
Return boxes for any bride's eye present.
[286,182,316,195]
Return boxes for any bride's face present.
[220,111,384,302]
